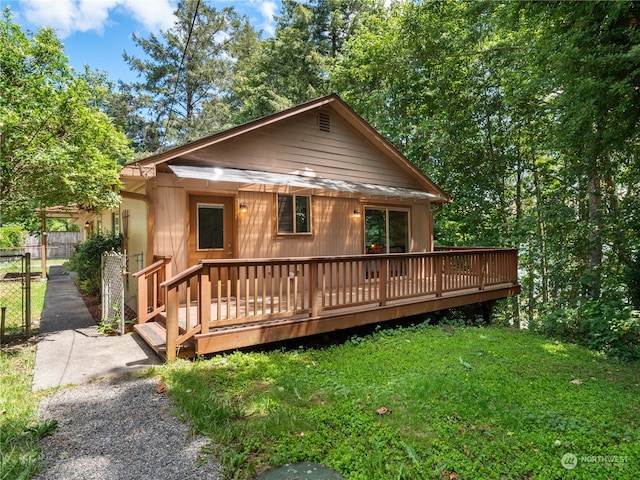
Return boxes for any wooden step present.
[134,322,195,360]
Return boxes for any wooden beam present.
[40,212,47,279]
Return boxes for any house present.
[85,94,520,360]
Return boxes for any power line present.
[160,0,201,147]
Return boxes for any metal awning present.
[168,164,446,201]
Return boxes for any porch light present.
[353,208,361,218]
[239,202,248,213]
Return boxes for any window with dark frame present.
[365,207,409,254]
[277,194,311,234]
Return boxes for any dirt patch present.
[79,291,101,324]
[77,288,136,325]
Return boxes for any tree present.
[122,0,258,150]
[0,9,130,226]
[332,0,640,334]
[523,1,640,300]
[231,0,379,122]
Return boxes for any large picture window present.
[277,194,311,234]
[365,207,409,254]
[197,203,224,250]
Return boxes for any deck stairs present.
[134,317,195,360]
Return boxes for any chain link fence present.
[0,253,31,342]
[101,251,143,334]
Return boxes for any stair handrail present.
[133,256,172,324]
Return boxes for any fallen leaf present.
[441,469,458,480]
[157,383,166,393]
[570,378,582,385]
[376,406,391,415]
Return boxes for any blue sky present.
[5,0,280,83]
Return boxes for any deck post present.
[199,266,211,334]
[477,253,485,291]
[166,285,178,362]
[138,276,148,324]
[380,259,388,306]
[309,262,319,317]
[435,256,443,297]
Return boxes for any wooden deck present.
[134,249,520,360]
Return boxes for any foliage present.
[230,0,379,122]
[0,226,24,249]
[327,0,640,334]
[0,9,131,225]
[121,0,258,150]
[536,298,640,361]
[0,341,54,480]
[68,232,122,296]
[163,325,640,479]
[626,253,640,310]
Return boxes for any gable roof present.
[126,94,451,203]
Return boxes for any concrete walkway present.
[33,268,161,391]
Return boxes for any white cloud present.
[19,0,176,38]
[251,0,277,36]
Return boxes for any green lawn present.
[0,260,61,479]
[0,257,63,336]
[161,324,640,479]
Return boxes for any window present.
[365,207,409,254]
[277,194,311,234]
[112,212,120,234]
[197,203,224,249]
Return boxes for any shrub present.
[0,226,25,249]
[536,298,640,361]
[68,232,123,296]
[625,253,640,309]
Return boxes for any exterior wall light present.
[239,202,248,213]
[353,208,361,218]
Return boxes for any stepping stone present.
[258,462,344,480]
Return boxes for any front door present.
[188,195,235,295]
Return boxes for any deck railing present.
[135,248,518,360]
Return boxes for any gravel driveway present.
[34,376,222,480]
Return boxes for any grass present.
[0,257,63,337]
[161,323,640,479]
[0,260,63,479]
[0,341,57,479]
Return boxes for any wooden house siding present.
[151,173,433,273]
[179,111,424,190]
[151,183,188,275]
[238,193,364,259]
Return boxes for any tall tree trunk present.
[532,158,549,304]
[588,172,603,299]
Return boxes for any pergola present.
[37,205,89,279]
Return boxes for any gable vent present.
[318,112,331,133]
